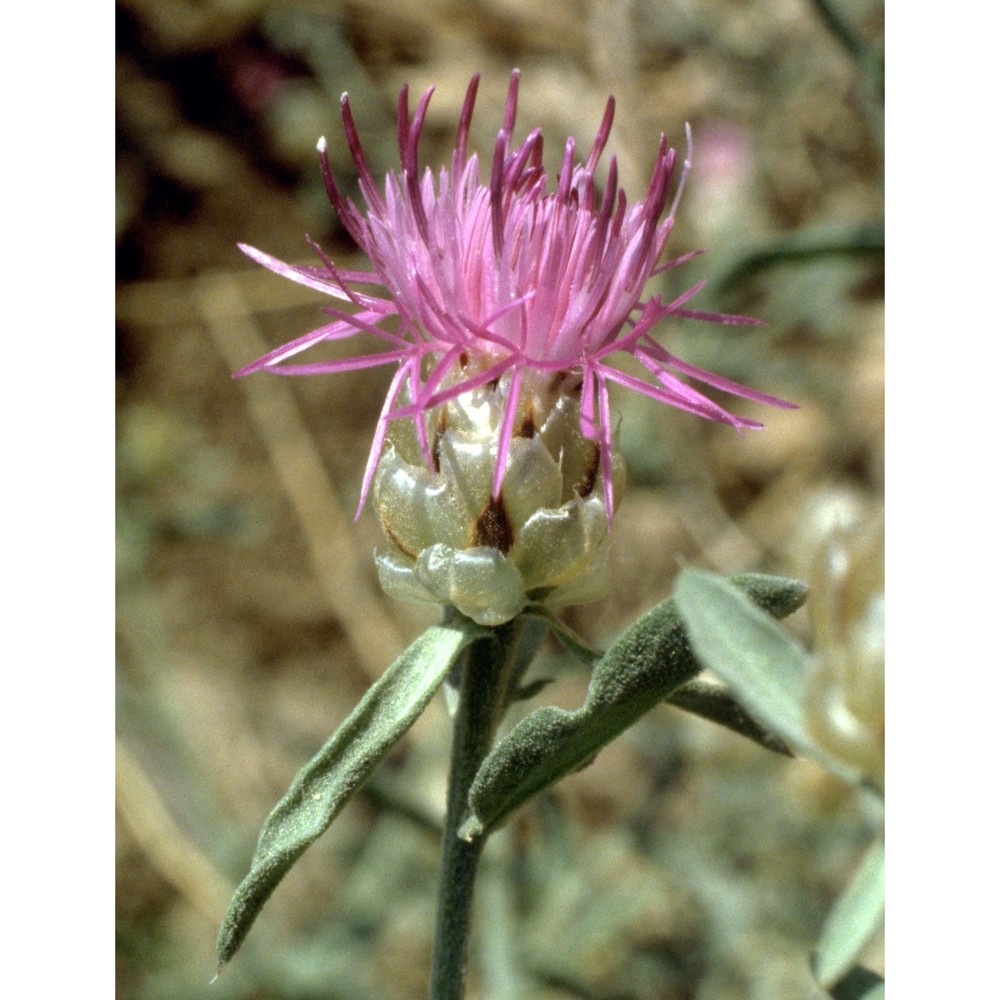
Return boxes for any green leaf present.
[665,676,793,756]
[503,615,554,708]
[524,605,602,666]
[827,965,884,1000]
[216,617,486,968]
[461,574,806,839]
[674,568,859,783]
[814,839,885,989]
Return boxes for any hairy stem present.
[429,618,524,1000]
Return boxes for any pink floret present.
[235,71,795,519]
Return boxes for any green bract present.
[374,380,622,626]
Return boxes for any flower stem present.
[429,618,524,1000]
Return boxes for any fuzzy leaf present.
[534,604,793,755]
[461,574,806,839]
[674,568,859,782]
[814,839,885,988]
[216,617,486,968]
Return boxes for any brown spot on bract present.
[577,443,599,498]
[381,518,417,558]
[518,402,536,438]
[473,493,514,553]
[551,371,582,396]
[432,410,448,473]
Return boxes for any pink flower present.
[235,71,794,519]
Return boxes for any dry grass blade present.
[193,271,406,676]
[116,738,234,927]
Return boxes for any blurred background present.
[115,0,883,997]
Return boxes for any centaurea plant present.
[216,72,877,999]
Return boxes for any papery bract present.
[373,375,620,625]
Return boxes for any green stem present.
[429,618,524,1000]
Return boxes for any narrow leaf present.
[675,568,859,782]
[827,965,884,1000]
[217,618,486,967]
[503,615,553,709]
[524,605,602,666]
[665,676,793,756]
[462,574,806,839]
[814,839,885,988]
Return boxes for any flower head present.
[373,376,621,625]
[235,70,793,522]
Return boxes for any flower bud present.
[374,375,624,626]
[804,517,884,788]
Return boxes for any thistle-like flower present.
[235,72,793,622]
[236,71,791,510]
